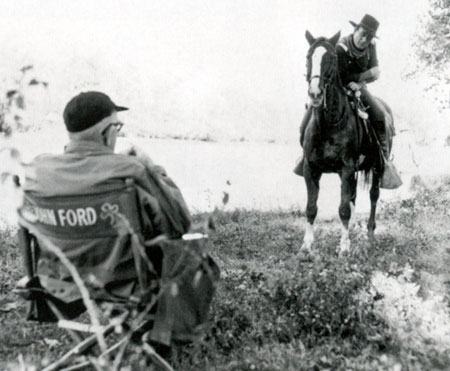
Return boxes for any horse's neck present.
[322,83,346,124]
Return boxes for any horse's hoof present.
[296,249,313,262]
[300,242,312,252]
[367,231,376,245]
[339,237,351,256]
[338,248,350,258]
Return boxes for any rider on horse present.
[298,14,400,187]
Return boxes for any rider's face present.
[353,27,373,49]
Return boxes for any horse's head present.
[305,30,341,108]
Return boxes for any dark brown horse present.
[300,31,394,254]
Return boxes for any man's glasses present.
[102,122,124,135]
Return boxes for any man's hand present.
[348,82,363,91]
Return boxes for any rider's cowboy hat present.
[349,14,379,38]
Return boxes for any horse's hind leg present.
[338,169,357,254]
[367,171,381,242]
[301,165,321,252]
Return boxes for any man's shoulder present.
[28,152,69,170]
[22,144,169,199]
[336,35,351,53]
[27,151,149,189]
[31,151,145,171]
[110,153,147,168]
[31,152,60,163]
[99,153,150,180]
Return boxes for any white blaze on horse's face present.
[309,46,327,107]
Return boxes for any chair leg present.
[142,341,175,371]
[46,300,83,344]
[57,338,129,371]
[41,320,121,371]
[18,228,34,278]
[41,333,100,371]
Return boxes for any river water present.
[1,128,449,221]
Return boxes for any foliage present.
[372,270,450,370]
[414,0,450,77]
[0,65,48,137]
[175,185,450,370]
[1,183,450,370]
[408,0,450,109]
[201,252,393,370]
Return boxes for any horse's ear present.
[329,31,341,47]
[305,30,315,45]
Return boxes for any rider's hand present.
[348,82,362,91]
[118,142,155,166]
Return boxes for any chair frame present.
[15,179,174,371]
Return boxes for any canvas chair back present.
[18,178,154,307]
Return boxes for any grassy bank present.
[0,181,449,370]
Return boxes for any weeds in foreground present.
[1,184,449,370]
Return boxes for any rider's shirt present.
[336,34,378,86]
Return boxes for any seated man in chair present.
[21,91,218,347]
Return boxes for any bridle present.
[306,39,347,126]
[306,40,338,110]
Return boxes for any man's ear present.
[305,30,315,45]
[103,126,115,148]
[102,129,110,146]
[329,31,341,47]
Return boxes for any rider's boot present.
[375,122,402,189]
[294,106,312,177]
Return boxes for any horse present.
[299,30,394,255]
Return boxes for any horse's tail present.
[357,153,375,188]
[361,168,372,187]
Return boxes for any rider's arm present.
[358,42,379,84]
[336,45,359,86]
[358,66,380,84]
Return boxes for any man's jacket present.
[336,34,378,86]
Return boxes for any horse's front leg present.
[301,164,321,252]
[338,168,357,254]
[367,170,381,242]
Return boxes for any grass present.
[0,182,449,370]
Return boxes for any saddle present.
[348,92,402,189]
[347,91,372,157]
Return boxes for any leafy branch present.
[0,65,48,137]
